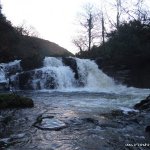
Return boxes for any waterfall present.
[0,57,117,91]
[0,60,21,90]
[75,58,115,88]
[0,67,7,83]
[29,57,115,90]
[31,57,76,90]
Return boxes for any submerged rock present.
[34,116,66,131]
[0,93,34,109]
[134,95,150,110]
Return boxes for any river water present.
[0,58,150,149]
[0,87,150,150]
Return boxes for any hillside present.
[0,11,72,70]
[28,37,72,57]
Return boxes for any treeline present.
[76,19,150,67]
[0,6,72,70]
[75,0,150,69]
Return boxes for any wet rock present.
[134,95,150,110]
[82,118,99,125]
[145,126,150,133]
[20,56,43,71]
[34,116,67,131]
[111,109,124,116]
[18,71,33,90]
[0,93,34,109]
[95,57,103,69]
[62,57,79,79]
[0,82,8,91]
[0,133,26,149]
[101,109,124,120]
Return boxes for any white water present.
[0,57,150,112]
[0,57,149,97]
[32,57,76,90]
[0,67,6,83]
[75,58,115,88]
[30,57,119,91]
[0,60,21,84]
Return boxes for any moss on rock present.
[0,93,34,109]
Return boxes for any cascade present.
[31,57,76,90]
[0,60,21,89]
[0,57,116,90]
[75,58,115,88]
[30,57,115,90]
[0,67,6,83]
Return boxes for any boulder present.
[145,125,150,133]
[134,95,150,110]
[62,57,79,79]
[0,93,34,109]
[18,71,33,90]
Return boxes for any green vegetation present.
[76,19,150,68]
[0,93,34,109]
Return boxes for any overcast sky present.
[1,0,150,54]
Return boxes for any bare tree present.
[116,0,121,29]
[73,3,101,52]
[101,12,105,46]
[15,23,39,37]
[72,36,88,52]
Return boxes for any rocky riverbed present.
[0,90,150,150]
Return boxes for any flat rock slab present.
[34,117,67,131]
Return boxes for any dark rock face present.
[18,71,33,90]
[145,126,150,133]
[20,56,43,72]
[0,93,34,109]
[62,57,79,79]
[95,58,150,88]
[134,95,150,110]
[0,82,9,91]
[95,57,103,69]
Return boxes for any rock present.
[0,133,26,149]
[0,82,9,91]
[145,126,150,133]
[34,116,66,131]
[0,93,34,109]
[95,57,103,70]
[134,95,150,110]
[82,118,99,125]
[62,57,79,79]
[20,56,43,71]
[18,71,33,90]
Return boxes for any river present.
[0,88,150,150]
[0,57,150,149]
